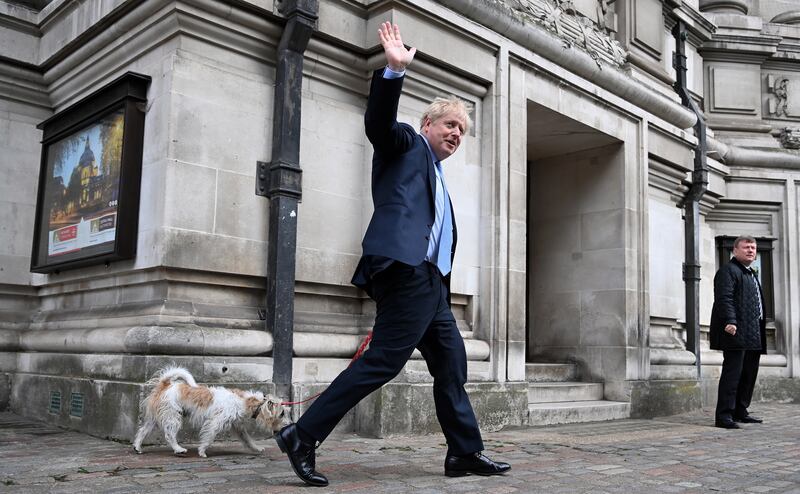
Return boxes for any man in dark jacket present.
[710,235,767,429]
[273,22,510,486]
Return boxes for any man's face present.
[733,240,757,266]
[421,112,466,161]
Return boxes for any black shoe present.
[444,452,511,477]
[714,419,741,429]
[274,424,329,487]
[734,415,763,423]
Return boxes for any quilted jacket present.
[709,258,767,353]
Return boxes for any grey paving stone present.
[2,404,800,492]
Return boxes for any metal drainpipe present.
[672,20,708,379]
[256,0,319,399]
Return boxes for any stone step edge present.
[528,400,630,409]
[527,382,603,387]
[525,362,579,382]
[527,400,631,425]
[527,382,605,403]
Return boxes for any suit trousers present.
[715,349,761,421]
[297,261,485,456]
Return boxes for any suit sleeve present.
[364,69,417,155]
[714,265,738,326]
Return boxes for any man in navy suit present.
[274,22,510,487]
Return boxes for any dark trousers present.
[297,261,484,456]
[715,349,761,421]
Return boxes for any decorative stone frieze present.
[767,74,800,119]
[780,127,800,149]
[770,75,790,117]
[562,0,612,29]
[509,0,627,67]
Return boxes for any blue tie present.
[435,162,453,276]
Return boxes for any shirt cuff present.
[382,66,405,79]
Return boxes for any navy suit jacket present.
[352,70,457,294]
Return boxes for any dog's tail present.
[148,366,198,387]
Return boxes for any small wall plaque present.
[31,72,151,273]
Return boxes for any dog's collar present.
[252,402,264,419]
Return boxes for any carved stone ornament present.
[780,127,800,149]
[509,0,627,68]
[768,74,790,118]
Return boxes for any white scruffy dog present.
[133,367,288,457]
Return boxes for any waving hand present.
[378,22,416,72]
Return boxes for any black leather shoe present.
[734,415,763,423]
[714,419,741,429]
[444,452,511,477]
[274,424,328,487]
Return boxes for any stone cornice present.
[648,158,689,201]
[0,5,37,34]
[708,136,800,169]
[2,0,49,11]
[670,2,716,43]
[0,58,49,107]
[2,326,274,354]
[3,0,494,109]
[705,202,781,228]
[706,118,773,134]
[0,0,38,23]
[41,1,288,108]
[699,0,748,15]
[771,11,800,26]
[0,0,286,68]
[763,59,800,71]
[701,32,782,60]
[436,0,696,129]
[505,0,627,67]
[698,193,721,214]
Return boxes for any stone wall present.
[1,0,799,438]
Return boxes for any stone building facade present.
[1,0,799,440]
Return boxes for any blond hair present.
[734,235,757,248]
[420,96,472,134]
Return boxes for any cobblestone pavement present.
[2,403,800,493]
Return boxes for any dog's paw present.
[133,446,143,454]
[198,450,207,458]
[173,448,188,456]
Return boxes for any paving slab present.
[1,404,799,493]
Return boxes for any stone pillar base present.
[2,353,274,441]
[629,379,702,418]
[701,375,800,408]
[3,353,530,443]
[753,377,800,403]
[352,382,528,438]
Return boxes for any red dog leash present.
[280,331,373,406]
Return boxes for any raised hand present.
[378,21,416,72]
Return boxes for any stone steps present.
[526,362,630,425]
[527,382,604,402]
[528,400,631,426]
[525,362,578,382]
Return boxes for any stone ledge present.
[8,371,278,442]
[752,376,800,404]
[629,379,702,418]
[353,382,528,438]
[7,352,274,383]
